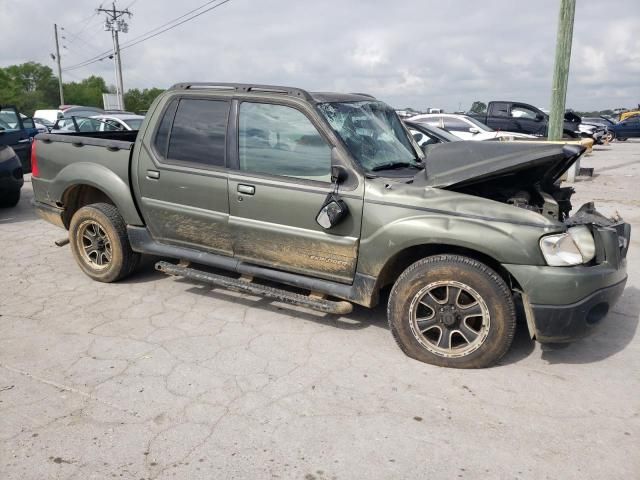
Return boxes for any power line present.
[62,0,233,72]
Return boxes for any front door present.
[227,100,363,284]
[135,96,233,255]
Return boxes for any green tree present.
[0,62,59,114]
[469,101,487,114]
[63,75,109,108]
[124,87,165,113]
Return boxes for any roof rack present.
[169,82,314,101]
[349,92,375,99]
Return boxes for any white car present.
[91,114,145,131]
[408,113,536,141]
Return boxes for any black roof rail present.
[169,82,314,101]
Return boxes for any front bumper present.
[528,278,626,342]
[505,219,630,342]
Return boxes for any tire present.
[388,254,516,369]
[0,189,20,208]
[69,202,140,283]
[617,137,627,142]
[604,131,615,143]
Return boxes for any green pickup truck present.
[31,83,630,368]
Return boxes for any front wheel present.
[388,255,516,368]
[69,202,140,282]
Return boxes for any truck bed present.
[31,131,138,220]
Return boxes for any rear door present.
[0,106,32,170]
[617,117,640,137]
[227,99,364,283]
[135,95,233,255]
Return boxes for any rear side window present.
[153,99,178,158]
[442,117,470,132]
[491,103,510,117]
[166,99,229,167]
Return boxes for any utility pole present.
[53,24,65,106]
[548,0,576,140]
[98,2,132,110]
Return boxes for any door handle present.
[237,184,255,195]
[146,170,160,180]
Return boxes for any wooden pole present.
[548,0,576,140]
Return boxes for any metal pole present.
[54,23,65,106]
[548,0,576,140]
[112,29,125,110]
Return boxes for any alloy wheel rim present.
[409,280,490,358]
[78,220,112,269]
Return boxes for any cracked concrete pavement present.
[1,141,639,479]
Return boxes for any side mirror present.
[469,127,480,134]
[316,193,349,230]
[535,113,544,121]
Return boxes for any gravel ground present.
[1,140,638,479]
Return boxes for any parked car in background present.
[578,122,607,144]
[404,120,460,148]
[33,117,55,131]
[0,144,24,207]
[51,114,145,133]
[0,105,38,172]
[35,106,105,130]
[409,113,536,141]
[30,82,630,369]
[92,114,145,131]
[469,101,581,138]
[610,116,640,140]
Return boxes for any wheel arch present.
[51,163,143,228]
[374,243,522,295]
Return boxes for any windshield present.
[317,100,421,171]
[124,118,143,130]
[464,116,494,132]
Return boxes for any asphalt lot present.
[1,140,639,479]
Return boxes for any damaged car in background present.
[30,83,630,368]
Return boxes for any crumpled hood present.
[416,141,585,189]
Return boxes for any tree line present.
[0,62,164,115]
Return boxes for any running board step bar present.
[155,261,353,315]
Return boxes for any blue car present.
[0,105,39,172]
[611,115,640,141]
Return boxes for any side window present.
[510,104,538,119]
[491,103,510,117]
[166,99,229,167]
[422,116,442,128]
[238,102,331,182]
[410,128,438,146]
[153,99,178,158]
[442,117,470,132]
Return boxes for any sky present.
[1,0,638,112]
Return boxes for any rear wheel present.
[388,255,516,368]
[0,189,20,208]
[69,202,139,282]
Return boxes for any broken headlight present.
[540,226,596,266]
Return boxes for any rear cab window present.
[153,97,230,169]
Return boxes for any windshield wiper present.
[371,161,422,172]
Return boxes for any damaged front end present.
[416,140,631,342]
[418,141,585,222]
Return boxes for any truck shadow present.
[127,263,638,366]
